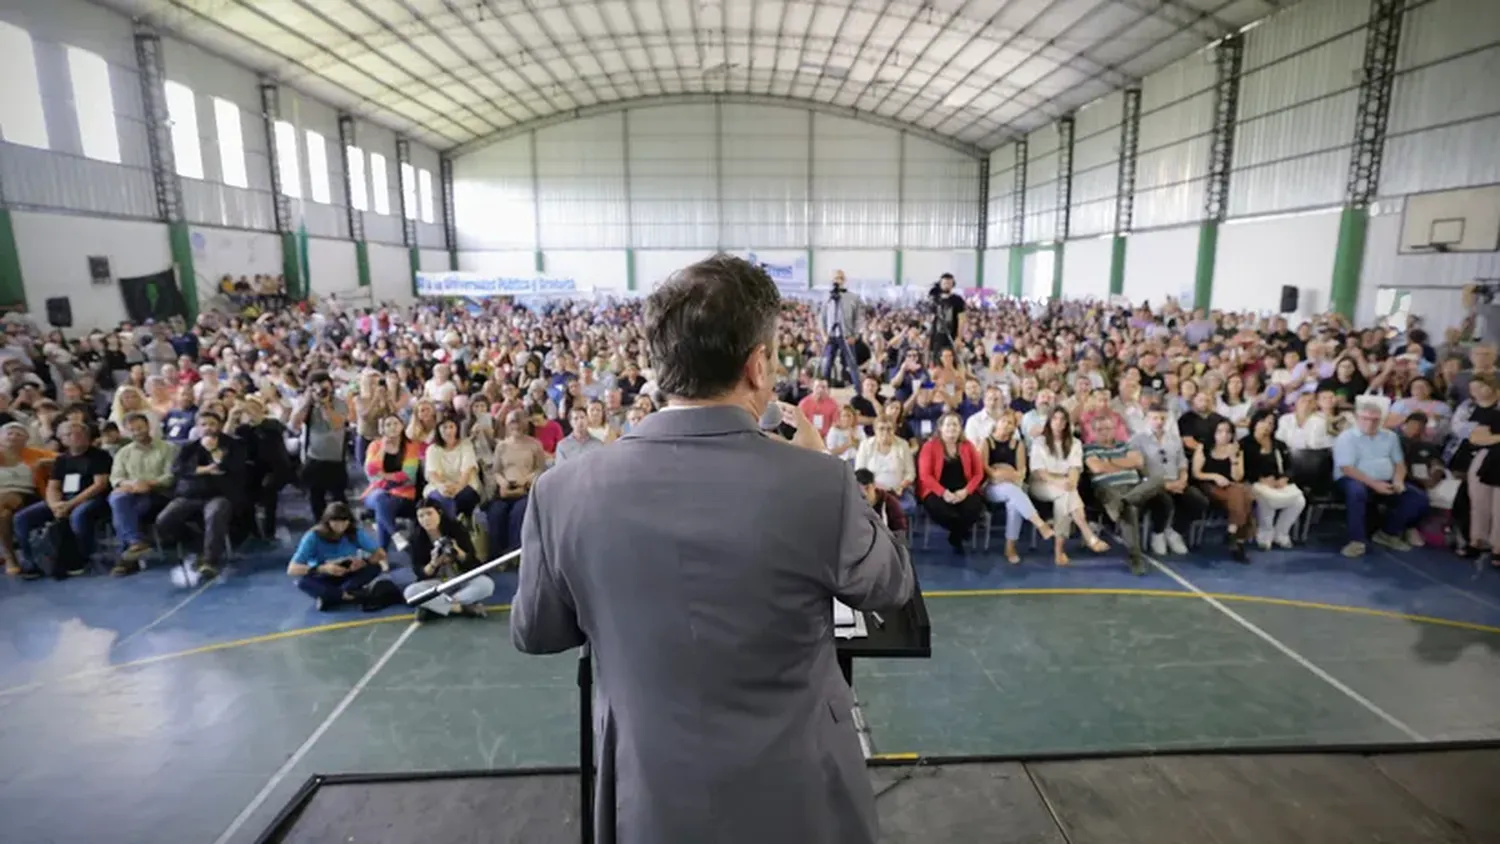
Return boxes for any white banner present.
[742,251,808,294]
[415,272,577,298]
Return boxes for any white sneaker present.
[1256,532,1273,551]
[1165,530,1189,555]
[1150,534,1167,556]
[1273,535,1294,549]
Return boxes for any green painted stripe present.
[1331,206,1367,320]
[894,249,903,287]
[408,247,421,299]
[1050,243,1064,301]
[355,240,371,288]
[280,231,304,301]
[0,209,25,311]
[169,222,198,320]
[1007,247,1023,297]
[626,248,636,291]
[1109,234,1126,297]
[1193,221,1218,311]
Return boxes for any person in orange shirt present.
[796,378,841,439]
[0,422,56,574]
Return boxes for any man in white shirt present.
[963,386,1008,448]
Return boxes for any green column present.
[626,248,637,291]
[975,250,985,290]
[534,250,545,273]
[1007,248,1024,297]
[0,210,25,310]
[1330,206,1368,320]
[408,247,421,299]
[448,249,458,272]
[1050,245,1064,300]
[169,222,198,320]
[355,241,371,288]
[807,249,814,288]
[1109,234,1127,296]
[894,250,903,286]
[1194,221,1219,311]
[280,231,304,301]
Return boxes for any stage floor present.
[3,527,1500,843]
[263,749,1500,844]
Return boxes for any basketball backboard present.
[1400,185,1500,254]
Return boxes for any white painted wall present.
[1022,249,1055,300]
[982,248,1010,290]
[815,250,895,289]
[1213,209,1340,320]
[636,250,715,289]
[1061,237,1113,301]
[903,250,978,288]
[418,249,451,273]
[189,227,281,286]
[1123,225,1199,308]
[458,250,537,277]
[14,211,170,330]
[307,237,359,298]
[543,250,629,291]
[368,243,414,307]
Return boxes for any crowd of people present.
[0,264,1491,616]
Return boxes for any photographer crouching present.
[819,270,864,388]
[402,499,493,622]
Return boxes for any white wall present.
[307,237,359,297]
[1061,237,1113,301]
[14,211,170,330]
[982,248,1010,290]
[1123,225,1199,308]
[458,250,537,277]
[815,250,895,289]
[1213,209,1340,320]
[543,250,628,291]
[1022,249,1055,300]
[636,250,714,289]
[903,250,978,288]
[368,243,413,307]
[189,227,281,287]
[1358,206,1500,330]
[418,249,450,273]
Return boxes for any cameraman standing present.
[819,270,864,387]
[293,370,350,520]
[929,273,966,355]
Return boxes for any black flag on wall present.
[118,269,186,323]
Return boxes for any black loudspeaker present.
[87,255,111,285]
[1279,285,1299,314]
[45,296,72,328]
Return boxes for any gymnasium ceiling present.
[107,0,1284,155]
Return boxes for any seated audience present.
[107,412,176,574]
[916,413,985,552]
[1333,399,1430,557]
[14,420,110,579]
[855,468,908,535]
[362,415,423,549]
[423,417,482,520]
[1242,409,1305,549]
[486,409,547,556]
[156,410,245,579]
[403,499,494,621]
[855,418,916,515]
[1191,419,1255,561]
[980,412,1054,563]
[555,406,601,464]
[1029,407,1109,565]
[1083,415,1165,574]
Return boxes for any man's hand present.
[321,562,348,578]
[1392,479,1406,494]
[49,500,68,518]
[1165,478,1186,494]
[1369,479,1394,495]
[423,562,438,577]
[348,557,368,572]
[777,402,825,452]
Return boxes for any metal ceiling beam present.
[446,93,985,159]
[590,0,648,95]
[388,0,542,122]
[480,0,585,113]
[441,0,567,114]
[148,0,462,146]
[622,0,670,94]
[526,0,616,102]
[961,0,1243,146]
[835,0,929,107]
[280,0,502,134]
[863,0,982,115]
[804,0,855,100]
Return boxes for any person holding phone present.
[155,410,245,579]
[403,500,493,622]
[288,502,388,611]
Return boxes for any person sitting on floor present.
[403,499,493,622]
[916,412,985,552]
[288,501,389,612]
[14,420,111,579]
[855,468,908,536]
[156,410,245,580]
[1332,399,1430,557]
[107,412,176,575]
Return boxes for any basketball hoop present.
[1429,242,1452,253]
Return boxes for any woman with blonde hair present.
[405,399,440,449]
[108,385,161,439]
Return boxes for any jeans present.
[1337,477,1428,542]
[156,496,235,566]
[983,481,1039,540]
[485,495,529,555]
[304,459,349,523]
[1094,477,1168,556]
[404,576,495,616]
[14,497,108,573]
[297,564,383,604]
[426,486,481,520]
[109,490,165,546]
[363,490,415,549]
[820,335,860,386]
[896,490,917,517]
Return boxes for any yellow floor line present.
[5,588,1500,698]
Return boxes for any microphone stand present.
[402,547,521,606]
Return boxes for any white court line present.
[1144,552,1427,742]
[212,621,420,844]
[111,575,218,650]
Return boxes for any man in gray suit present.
[512,254,914,844]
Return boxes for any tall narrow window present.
[400,161,417,220]
[306,129,331,204]
[0,22,48,150]
[67,47,119,163]
[347,146,368,211]
[370,152,390,215]
[212,98,247,188]
[164,81,203,179]
[418,168,435,224]
[274,120,301,199]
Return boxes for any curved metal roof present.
[111,0,1281,152]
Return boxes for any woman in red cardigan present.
[917,412,986,551]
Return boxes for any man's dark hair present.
[854,468,875,486]
[645,254,780,399]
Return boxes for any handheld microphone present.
[759,401,783,431]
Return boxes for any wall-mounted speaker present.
[1279,285,1299,314]
[45,296,72,328]
[88,255,111,285]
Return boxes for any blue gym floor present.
[3,523,1500,844]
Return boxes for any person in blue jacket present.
[287,501,388,610]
